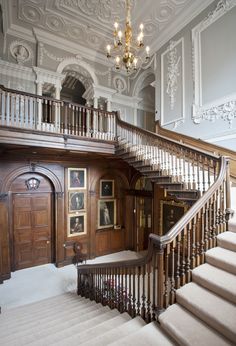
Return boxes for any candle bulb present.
[106,44,111,58]
[133,57,138,70]
[139,23,144,31]
[115,56,120,69]
[117,30,122,45]
[145,46,150,60]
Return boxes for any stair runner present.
[0,224,235,345]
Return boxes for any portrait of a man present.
[100,180,114,198]
[69,192,85,212]
[160,200,188,234]
[68,214,86,236]
[68,168,86,190]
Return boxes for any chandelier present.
[106,0,150,73]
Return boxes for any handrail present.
[78,157,226,271]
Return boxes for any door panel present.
[13,193,52,270]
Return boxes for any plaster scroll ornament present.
[166,41,181,110]
[193,100,236,128]
[10,41,33,65]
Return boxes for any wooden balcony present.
[0,85,117,154]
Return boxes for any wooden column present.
[0,194,11,282]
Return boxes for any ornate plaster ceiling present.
[3,0,214,64]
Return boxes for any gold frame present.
[160,199,188,235]
[68,213,87,237]
[98,199,116,229]
[68,191,86,213]
[68,168,87,190]
[100,179,114,198]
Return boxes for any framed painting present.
[98,199,116,229]
[69,191,86,213]
[160,200,188,235]
[100,180,114,198]
[68,168,86,190]
[68,213,87,237]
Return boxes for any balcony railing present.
[0,85,117,141]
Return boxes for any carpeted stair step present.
[228,220,236,233]
[0,292,83,316]
[50,312,132,346]
[0,295,94,328]
[20,308,120,346]
[0,301,105,341]
[176,282,236,343]
[80,316,146,346]
[217,232,236,252]
[206,247,236,275]
[108,321,175,346]
[159,304,233,346]
[192,263,236,304]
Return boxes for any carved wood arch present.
[89,168,130,194]
[0,164,63,194]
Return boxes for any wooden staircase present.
[0,226,235,345]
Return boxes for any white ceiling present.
[3,0,214,64]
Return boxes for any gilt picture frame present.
[98,199,116,229]
[69,191,86,213]
[68,168,86,190]
[160,200,188,235]
[68,213,87,237]
[100,180,114,198]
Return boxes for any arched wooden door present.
[11,173,53,270]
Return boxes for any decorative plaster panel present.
[161,37,185,128]
[192,0,236,125]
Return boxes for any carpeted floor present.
[0,250,145,311]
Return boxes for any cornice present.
[0,59,34,81]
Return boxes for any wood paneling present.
[95,228,125,256]
[13,193,52,270]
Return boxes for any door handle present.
[46,240,50,244]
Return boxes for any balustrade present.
[0,85,117,141]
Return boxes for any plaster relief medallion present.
[68,25,84,39]
[46,14,65,32]
[9,41,33,65]
[113,76,127,94]
[21,4,42,23]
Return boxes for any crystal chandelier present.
[106,0,150,73]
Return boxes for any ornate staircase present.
[0,226,235,345]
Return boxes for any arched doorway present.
[10,173,54,270]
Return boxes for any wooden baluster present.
[146,262,151,322]
[200,207,205,264]
[181,228,186,286]
[192,153,197,190]
[221,181,226,233]
[208,159,211,189]
[156,246,165,316]
[152,252,157,320]
[176,233,181,289]
[197,154,201,192]
[187,153,191,189]
[137,266,141,316]
[120,266,124,313]
[128,267,132,316]
[202,157,206,193]
[164,244,170,309]
[191,217,197,269]
[141,264,146,320]
[132,267,136,317]
[170,241,176,305]
[186,225,191,283]
[205,201,210,251]
[212,192,217,247]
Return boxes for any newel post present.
[225,157,234,222]
[155,242,166,317]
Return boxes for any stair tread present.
[159,304,233,346]
[0,303,104,338]
[176,282,236,343]
[228,220,236,233]
[50,313,132,346]
[206,246,236,275]
[217,231,236,252]
[20,308,119,346]
[80,316,146,346]
[0,302,106,340]
[108,321,175,346]
[192,263,236,304]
